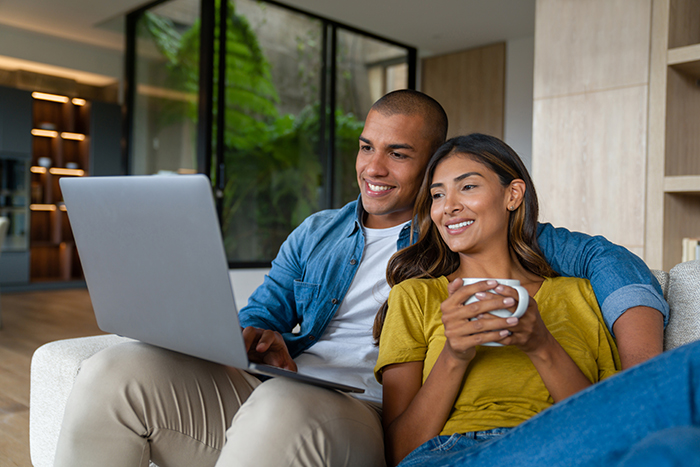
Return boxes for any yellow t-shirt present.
[375,276,621,436]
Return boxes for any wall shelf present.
[29,93,90,282]
[664,175,700,193]
[646,0,700,270]
[668,44,700,77]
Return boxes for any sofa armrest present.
[29,334,134,467]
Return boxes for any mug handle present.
[511,285,529,318]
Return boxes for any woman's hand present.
[480,284,555,355]
[441,279,522,360]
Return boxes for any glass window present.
[131,0,200,176]
[127,0,414,265]
[333,30,410,207]
[217,0,324,263]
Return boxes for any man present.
[55,90,667,467]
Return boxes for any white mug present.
[462,278,529,346]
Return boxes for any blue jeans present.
[398,340,700,467]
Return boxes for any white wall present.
[504,36,535,170]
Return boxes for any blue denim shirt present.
[239,198,669,357]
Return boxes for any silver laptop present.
[60,174,363,394]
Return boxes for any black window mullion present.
[197,0,215,178]
[215,0,228,216]
[123,12,138,175]
[327,25,338,210]
[407,47,417,89]
[318,22,329,210]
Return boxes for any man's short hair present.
[371,89,448,154]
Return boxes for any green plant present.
[141,0,364,262]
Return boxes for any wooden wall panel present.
[421,43,505,139]
[532,0,653,258]
[534,0,652,99]
[533,85,648,252]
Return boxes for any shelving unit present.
[646,0,700,271]
[29,92,90,282]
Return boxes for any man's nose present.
[365,153,389,176]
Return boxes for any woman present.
[373,134,700,467]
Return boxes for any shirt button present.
[308,335,315,340]
[331,298,339,305]
[350,259,357,265]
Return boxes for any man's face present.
[356,110,434,229]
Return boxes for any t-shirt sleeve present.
[374,280,430,384]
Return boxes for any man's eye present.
[360,144,372,151]
[463,184,476,191]
[392,152,408,159]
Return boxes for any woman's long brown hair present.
[373,133,557,343]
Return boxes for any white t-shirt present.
[294,221,407,403]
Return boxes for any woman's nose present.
[443,191,462,214]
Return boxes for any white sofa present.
[29,261,700,467]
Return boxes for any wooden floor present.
[0,288,103,467]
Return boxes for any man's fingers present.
[255,330,278,353]
[242,326,261,352]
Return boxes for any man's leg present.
[216,378,385,467]
[618,426,700,467]
[54,341,261,467]
[399,339,700,467]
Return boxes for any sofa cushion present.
[664,260,700,350]
[651,269,669,298]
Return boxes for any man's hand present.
[242,327,298,372]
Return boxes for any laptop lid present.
[61,174,251,367]
[60,174,363,393]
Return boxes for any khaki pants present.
[54,342,385,467]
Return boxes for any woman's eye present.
[462,184,476,191]
[431,192,443,200]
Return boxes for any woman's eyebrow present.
[431,172,483,189]
[454,172,483,182]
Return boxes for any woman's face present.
[429,154,514,256]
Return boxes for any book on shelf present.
[681,237,700,262]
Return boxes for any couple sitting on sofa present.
[54,90,698,467]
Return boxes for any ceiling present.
[0,0,535,56]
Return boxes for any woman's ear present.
[506,179,526,211]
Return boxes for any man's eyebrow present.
[358,136,414,151]
[388,143,414,151]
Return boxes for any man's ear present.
[506,179,526,211]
